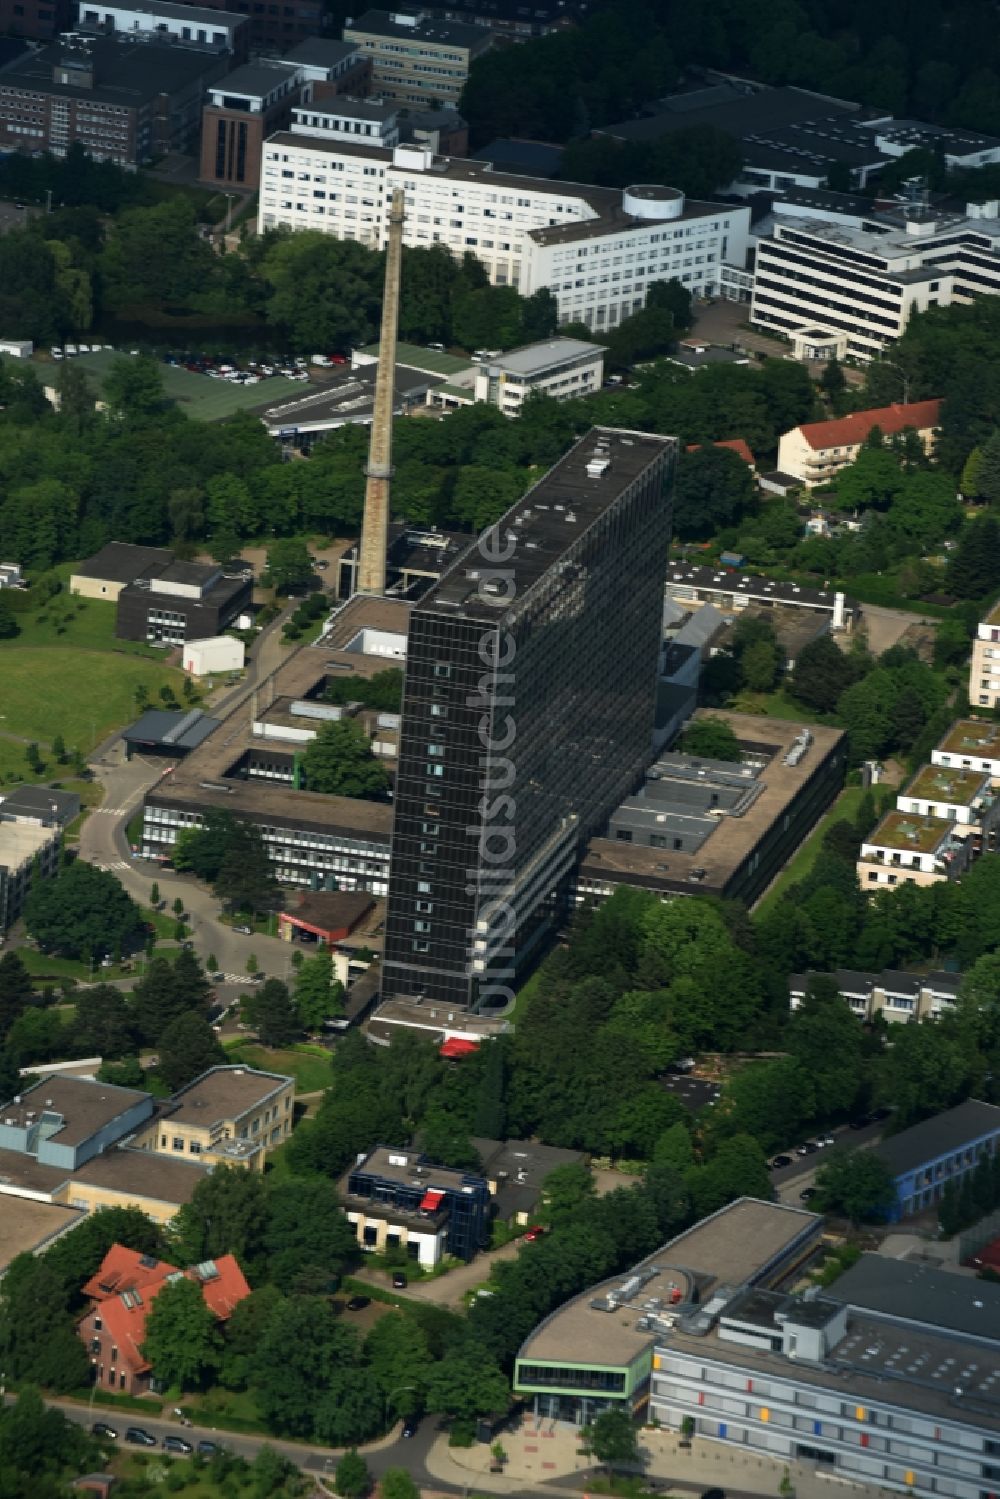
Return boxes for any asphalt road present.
[76,608,298,983]
[767,1116,885,1204]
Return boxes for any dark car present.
[125,1427,157,1447]
[163,1435,193,1454]
[800,1186,818,1202]
[871,1106,892,1121]
[392,1272,407,1289]
[401,1417,420,1438]
[91,1421,118,1440]
[197,1439,222,1456]
[849,1114,873,1129]
[769,1154,793,1169]
[182,940,194,950]
[346,1295,370,1311]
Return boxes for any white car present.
[64,342,78,356]
[77,342,90,354]
[51,346,63,359]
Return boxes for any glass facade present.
[382,428,676,1009]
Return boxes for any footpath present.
[423,1422,891,1499]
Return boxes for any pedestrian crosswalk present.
[94,858,132,874]
[92,805,137,816]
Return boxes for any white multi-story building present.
[971,602,1000,709]
[752,201,1000,360]
[258,118,750,331]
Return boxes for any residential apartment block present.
[381,427,676,1011]
[0,818,60,934]
[857,757,1000,890]
[776,399,941,486]
[932,718,1000,779]
[971,603,1000,709]
[752,202,1000,360]
[788,968,961,1023]
[341,8,492,109]
[258,116,750,331]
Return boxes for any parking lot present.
[67,348,305,422]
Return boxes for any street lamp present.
[878,357,912,405]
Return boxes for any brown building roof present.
[283,889,376,933]
[0,1075,150,1146]
[164,1065,292,1129]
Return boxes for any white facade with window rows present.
[258,129,750,331]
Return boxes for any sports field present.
[74,349,303,421]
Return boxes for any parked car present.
[769,1154,793,1169]
[125,1427,157,1447]
[233,924,253,935]
[392,1272,407,1289]
[524,1225,547,1242]
[163,1436,193,1454]
[346,1295,370,1311]
[800,1186,818,1202]
[401,1416,420,1438]
[796,1141,819,1155]
[91,1422,118,1440]
[197,1439,222,1455]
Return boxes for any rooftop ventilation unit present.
[586,454,610,478]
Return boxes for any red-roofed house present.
[440,1037,480,1060]
[686,438,756,471]
[777,400,941,486]
[78,1245,251,1395]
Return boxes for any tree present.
[72,982,135,1057]
[265,1176,357,1291]
[266,537,314,594]
[672,446,755,539]
[381,1469,421,1499]
[252,1297,361,1437]
[302,718,390,798]
[102,353,166,421]
[474,1036,507,1138]
[950,514,1000,599]
[364,1312,432,1417]
[971,430,1000,504]
[133,956,198,1044]
[787,978,865,1119]
[156,1010,226,1091]
[334,1450,370,1498]
[424,1343,510,1420]
[25,742,43,774]
[214,821,281,915]
[293,951,343,1032]
[0,1255,90,1391]
[24,861,144,960]
[245,977,300,1046]
[173,1164,269,1270]
[0,592,19,638]
[587,1408,639,1473]
[678,717,742,762]
[791,633,866,713]
[0,950,32,1042]
[813,1150,896,1224]
[142,1276,220,1390]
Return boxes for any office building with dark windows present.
[381,427,676,1012]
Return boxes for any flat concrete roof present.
[165,1065,292,1128]
[519,1199,821,1368]
[874,1099,1000,1180]
[582,710,846,896]
[1,1074,149,1146]
[486,337,604,376]
[0,820,58,872]
[70,1147,211,1207]
[0,1194,80,1271]
[423,428,674,622]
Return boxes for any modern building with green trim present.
[514,1198,822,1426]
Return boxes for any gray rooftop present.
[344,7,488,48]
[164,1065,293,1128]
[422,427,674,623]
[665,562,849,612]
[485,337,604,377]
[0,819,59,873]
[214,60,296,97]
[599,83,860,144]
[255,364,437,432]
[123,708,220,751]
[874,1099,1000,1180]
[0,784,80,826]
[2,34,222,106]
[830,1252,1000,1342]
[71,541,174,584]
[281,37,362,67]
[299,95,399,123]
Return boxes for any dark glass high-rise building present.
[382,427,676,1011]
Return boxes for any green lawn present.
[753,785,867,916]
[224,1041,333,1094]
[73,349,304,421]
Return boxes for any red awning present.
[420,1189,445,1211]
[439,1037,479,1059]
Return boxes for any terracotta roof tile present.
[796,400,942,452]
